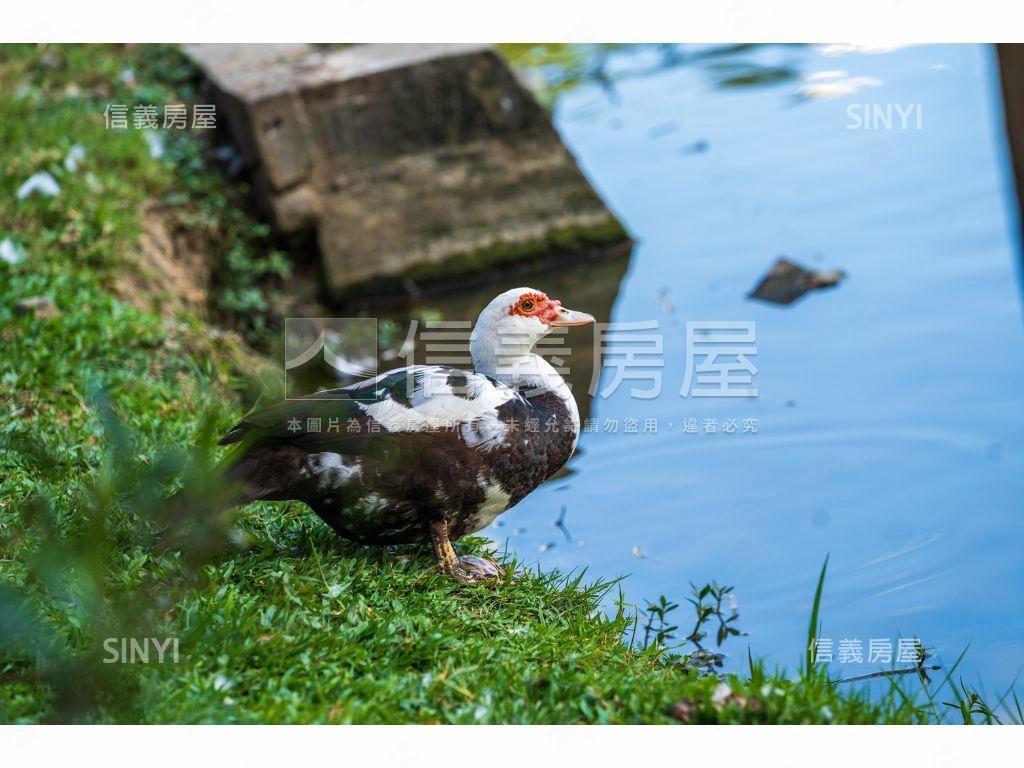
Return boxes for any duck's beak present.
[548,306,596,327]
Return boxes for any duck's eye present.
[521,299,534,311]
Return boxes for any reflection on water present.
[323,44,1024,704]
[500,43,802,107]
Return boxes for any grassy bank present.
[0,44,995,724]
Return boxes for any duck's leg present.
[428,518,504,583]
[429,518,461,574]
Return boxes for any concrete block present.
[184,43,629,298]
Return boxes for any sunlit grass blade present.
[803,554,829,677]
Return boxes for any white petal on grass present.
[13,83,38,101]
[64,144,87,172]
[712,682,732,705]
[1,238,25,265]
[145,132,165,159]
[212,674,233,691]
[16,172,61,200]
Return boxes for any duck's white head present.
[470,287,595,384]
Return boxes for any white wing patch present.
[460,413,509,450]
[308,452,362,490]
[357,367,516,451]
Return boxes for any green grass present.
[0,44,1004,724]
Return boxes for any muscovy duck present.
[218,287,595,582]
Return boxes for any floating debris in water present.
[552,505,572,542]
[64,144,87,173]
[1,238,25,265]
[748,257,845,306]
[655,287,675,314]
[647,120,679,139]
[678,140,709,156]
[17,172,60,200]
[817,44,909,57]
[798,70,883,100]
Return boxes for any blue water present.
[483,44,1024,699]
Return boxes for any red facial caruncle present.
[509,292,562,324]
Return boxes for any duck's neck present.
[473,351,580,436]
[474,351,561,391]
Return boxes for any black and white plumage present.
[218,287,595,581]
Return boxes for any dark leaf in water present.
[748,257,846,306]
